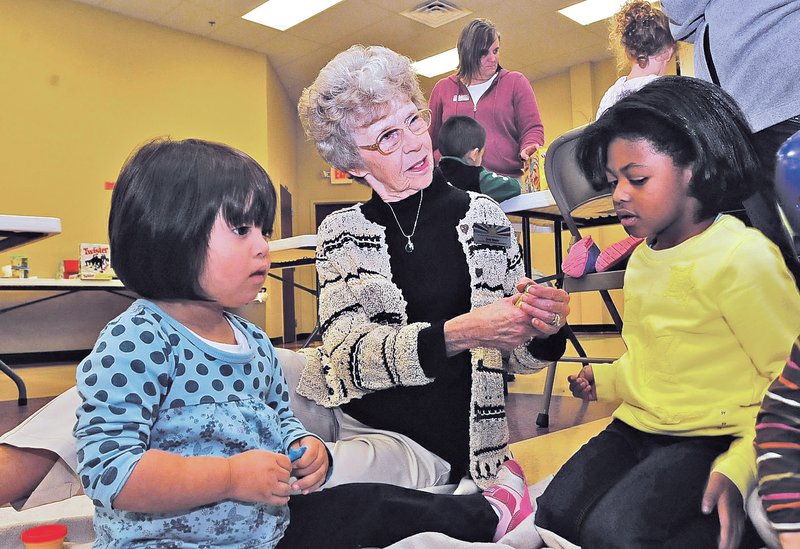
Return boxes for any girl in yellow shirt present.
[535,76,800,549]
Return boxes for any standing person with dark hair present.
[428,18,544,179]
[535,76,800,549]
[661,0,800,287]
[438,115,521,202]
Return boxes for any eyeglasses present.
[358,109,432,155]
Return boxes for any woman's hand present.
[514,279,570,333]
[290,436,330,495]
[702,472,744,549]
[568,365,596,401]
[519,144,539,162]
[443,281,568,355]
[228,450,292,506]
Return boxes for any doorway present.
[279,185,296,343]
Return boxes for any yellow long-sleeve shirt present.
[592,215,800,497]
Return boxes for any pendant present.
[405,238,414,253]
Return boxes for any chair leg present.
[300,324,320,349]
[536,324,588,428]
[536,363,557,428]
[0,358,27,406]
[599,289,623,332]
[565,324,589,361]
[536,322,592,427]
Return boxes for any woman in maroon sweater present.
[428,18,544,179]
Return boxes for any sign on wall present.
[330,167,351,185]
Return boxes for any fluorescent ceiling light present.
[412,48,459,78]
[558,0,656,26]
[243,0,344,31]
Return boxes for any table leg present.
[521,216,532,278]
[0,358,27,406]
[553,219,563,287]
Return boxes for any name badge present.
[473,223,513,248]
[452,94,470,102]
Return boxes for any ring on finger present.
[515,282,535,308]
[549,312,561,326]
[521,282,535,294]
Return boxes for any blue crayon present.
[288,445,307,462]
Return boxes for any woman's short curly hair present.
[610,0,675,71]
[297,45,426,173]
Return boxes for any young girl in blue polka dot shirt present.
[73,138,534,548]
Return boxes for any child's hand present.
[779,532,800,549]
[289,436,330,495]
[567,365,596,401]
[701,472,744,549]
[227,449,292,505]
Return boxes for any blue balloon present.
[776,130,800,235]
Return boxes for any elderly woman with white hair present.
[296,45,569,491]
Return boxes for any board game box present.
[80,243,112,280]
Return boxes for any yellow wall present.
[3,0,682,340]
[264,57,300,336]
[291,131,372,334]
[1,0,297,335]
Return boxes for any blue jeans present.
[535,419,734,548]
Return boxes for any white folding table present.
[0,215,63,404]
[268,234,318,347]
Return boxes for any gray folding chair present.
[534,125,623,427]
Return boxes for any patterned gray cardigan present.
[297,192,553,487]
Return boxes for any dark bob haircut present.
[109,138,276,300]
[438,115,487,158]
[577,76,761,220]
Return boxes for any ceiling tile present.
[66,0,620,105]
[85,0,183,24]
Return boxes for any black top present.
[343,170,473,480]
[343,169,565,481]
[439,157,482,194]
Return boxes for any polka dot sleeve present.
[75,317,171,508]
[265,350,310,451]
[74,310,173,509]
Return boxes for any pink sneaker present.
[483,459,533,541]
[595,235,644,272]
[561,236,600,278]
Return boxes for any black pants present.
[277,482,496,548]
[535,420,735,548]
[747,115,800,288]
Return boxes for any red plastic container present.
[21,524,67,548]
